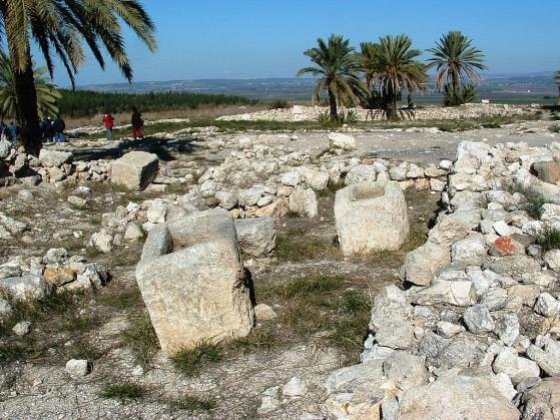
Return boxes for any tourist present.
[53,116,66,143]
[0,122,8,142]
[131,107,144,140]
[102,112,115,140]
[8,121,17,144]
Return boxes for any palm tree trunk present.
[327,87,338,121]
[11,54,41,156]
[385,85,398,119]
[451,71,459,92]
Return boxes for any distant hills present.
[77,73,559,104]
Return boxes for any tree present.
[297,34,363,121]
[555,71,560,105]
[0,52,60,121]
[360,35,427,119]
[0,1,157,155]
[427,31,487,93]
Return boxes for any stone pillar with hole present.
[334,182,409,257]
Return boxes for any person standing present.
[131,107,144,140]
[102,113,115,140]
[53,116,66,143]
[8,121,17,144]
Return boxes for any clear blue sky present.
[50,0,560,86]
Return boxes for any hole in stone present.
[351,184,385,201]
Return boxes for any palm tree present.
[0,1,157,155]
[0,52,60,122]
[554,71,560,105]
[360,35,427,119]
[427,31,487,92]
[297,34,363,121]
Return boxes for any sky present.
[49,0,560,87]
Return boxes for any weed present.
[549,124,560,133]
[537,225,560,253]
[278,275,344,299]
[226,326,279,354]
[54,236,85,252]
[98,287,142,310]
[85,246,101,259]
[121,313,159,368]
[506,182,546,219]
[329,290,371,357]
[275,232,339,262]
[169,395,217,412]
[100,382,146,401]
[171,341,222,376]
[0,339,41,365]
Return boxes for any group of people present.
[102,107,145,141]
[40,116,66,143]
[0,121,18,144]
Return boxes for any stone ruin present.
[334,181,409,256]
[135,208,254,356]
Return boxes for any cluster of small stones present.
[273,140,560,419]
[87,133,450,254]
[0,247,108,323]
[217,103,538,123]
[0,140,111,187]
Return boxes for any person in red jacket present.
[102,113,115,140]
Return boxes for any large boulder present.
[344,165,377,185]
[0,140,11,159]
[334,182,409,256]
[288,188,318,218]
[520,377,560,420]
[0,275,50,301]
[234,217,276,258]
[403,241,450,286]
[136,209,254,355]
[111,151,159,191]
[328,132,356,151]
[398,374,520,420]
[38,149,73,167]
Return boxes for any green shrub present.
[444,84,477,107]
[268,99,290,109]
[548,124,560,133]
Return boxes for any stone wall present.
[218,104,538,123]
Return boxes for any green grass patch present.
[168,395,217,413]
[98,287,142,310]
[226,326,279,354]
[537,225,560,253]
[171,341,223,376]
[329,290,371,353]
[275,230,339,262]
[549,124,560,133]
[99,382,146,401]
[121,313,160,368]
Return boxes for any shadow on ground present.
[70,136,203,162]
